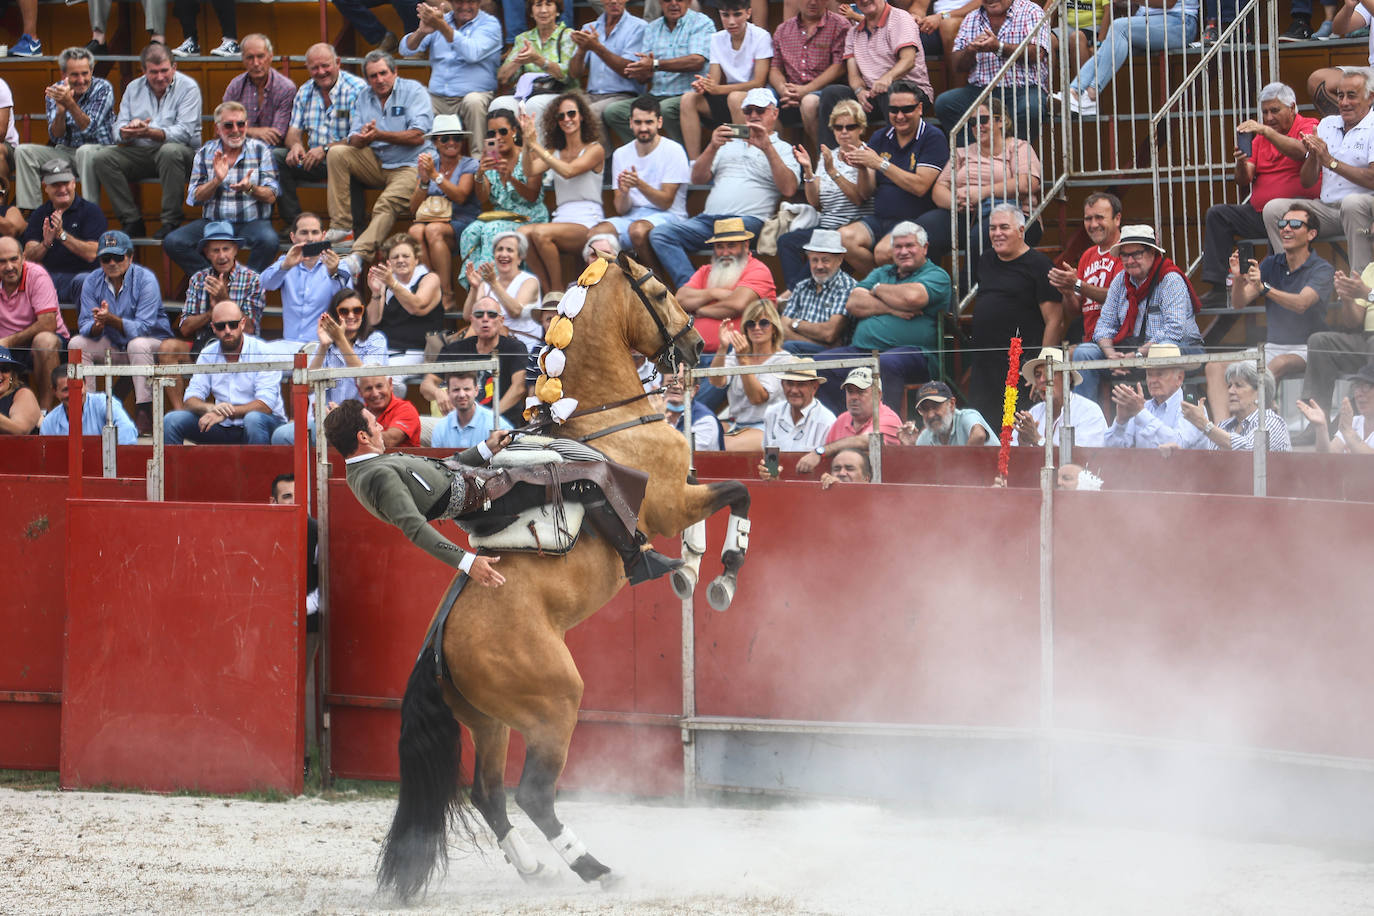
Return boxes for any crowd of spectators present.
[0,2,1370,462]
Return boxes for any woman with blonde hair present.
[708,299,792,451]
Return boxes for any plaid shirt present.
[47,77,115,148]
[288,70,368,149]
[184,262,266,329]
[953,0,1049,89]
[783,270,855,324]
[186,137,280,222]
[223,68,298,138]
[772,10,849,86]
[647,10,713,96]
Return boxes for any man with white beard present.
[674,217,777,354]
[163,100,280,276]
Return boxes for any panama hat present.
[705,217,755,244]
[1110,225,1165,255]
[1021,346,1083,387]
[777,358,825,382]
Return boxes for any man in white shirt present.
[162,300,286,444]
[1103,343,1205,448]
[760,359,837,456]
[1012,346,1107,448]
[430,370,512,449]
[587,95,690,263]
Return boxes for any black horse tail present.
[376,647,474,902]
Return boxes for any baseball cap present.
[842,367,874,390]
[96,230,133,257]
[40,158,76,185]
[741,87,776,109]
[914,380,952,408]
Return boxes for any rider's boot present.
[582,498,682,585]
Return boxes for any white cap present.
[741,88,776,109]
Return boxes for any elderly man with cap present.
[157,221,267,412]
[72,230,172,436]
[796,365,902,473]
[674,217,778,353]
[164,100,281,277]
[650,87,800,291]
[760,357,836,457]
[20,157,107,304]
[780,228,856,356]
[903,380,995,446]
[1070,224,1204,404]
[1104,343,1206,449]
[1013,346,1107,448]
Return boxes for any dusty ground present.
[3,787,1373,915]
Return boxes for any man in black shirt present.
[19,158,107,303]
[419,296,529,427]
[969,203,1063,426]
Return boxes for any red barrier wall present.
[61,500,306,795]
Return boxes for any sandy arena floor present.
[3,787,1373,915]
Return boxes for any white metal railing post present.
[682,374,697,801]
[1254,343,1267,497]
[100,350,117,478]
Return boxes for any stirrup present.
[625,548,683,585]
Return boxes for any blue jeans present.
[935,84,1048,142]
[1070,11,1198,95]
[783,340,828,355]
[164,409,283,444]
[649,214,765,289]
[270,418,317,446]
[164,218,281,277]
[1072,341,1204,403]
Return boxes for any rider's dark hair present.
[323,398,368,458]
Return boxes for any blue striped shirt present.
[646,10,713,96]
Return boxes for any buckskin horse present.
[377,252,752,899]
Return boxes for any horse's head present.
[612,250,704,376]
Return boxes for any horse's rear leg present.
[515,740,615,885]
[452,699,547,882]
[663,479,751,610]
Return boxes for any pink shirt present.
[844,4,932,104]
[685,256,777,351]
[0,262,69,340]
[825,401,902,444]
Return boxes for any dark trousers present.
[1201,203,1265,285]
[272,147,368,230]
[331,0,419,45]
[173,0,237,39]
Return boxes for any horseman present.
[323,399,681,587]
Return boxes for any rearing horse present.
[377,252,751,899]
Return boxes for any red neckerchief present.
[1116,254,1200,345]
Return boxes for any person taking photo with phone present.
[260,212,354,348]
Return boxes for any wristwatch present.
[1261,281,1272,295]
[814,446,825,456]
[879,159,891,172]
[1328,158,1339,170]
[58,230,68,243]
[1073,279,1083,294]
[791,319,801,331]
[1203,421,1216,435]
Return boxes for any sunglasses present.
[742,105,769,116]
[975,114,997,125]
[556,109,579,121]
[1118,248,1152,261]
[832,122,859,132]
[472,310,500,318]
[888,103,918,115]
[212,319,242,331]
[1276,218,1309,229]
[336,306,364,317]
[220,120,246,129]
[435,134,462,142]
[485,127,511,138]
[743,318,772,331]
[99,253,126,264]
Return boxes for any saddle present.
[454,436,611,556]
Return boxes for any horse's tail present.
[376,647,474,902]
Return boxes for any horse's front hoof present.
[569,853,612,883]
[597,870,625,891]
[516,861,559,885]
[670,566,698,600]
[706,575,736,611]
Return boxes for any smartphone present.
[1237,130,1254,157]
[1184,391,1197,404]
[727,124,751,140]
[302,240,330,256]
[485,137,497,155]
[1236,241,1254,270]
[764,446,780,478]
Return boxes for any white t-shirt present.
[703,132,801,221]
[709,23,773,84]
[481,269,542,349]
[612,137,691,217]
[1334,414,1374,450]
[0,79,18,145]
[1354,6,1374,65]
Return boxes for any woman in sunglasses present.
[929,97,1042,289]
[707,299,791,451]
[490,0,578,127]
[777,99,875,289]
[457,109,549,280]
[368,234,443,368]
[409,114,481,312]
[517,91,605,293]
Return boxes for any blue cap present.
[97,230,133,257]
[0,344,25,372]
[198,220,244,251]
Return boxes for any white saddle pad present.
[468,502,585,555]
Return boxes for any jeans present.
[649,214,765,288]
[271,419,317,446]
[776,226,815,291]
[164,218,281,276]
[164,409,283,444]
[1070,11,1198,96]
[1072,341,1204,404]
[331,0,419,45]
[783,339,828,355]
[935,84,1048,142]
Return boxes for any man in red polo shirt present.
[1048,191,1124,345]
[1197,82,1318,308]
[0,236,69,410]
[795,366,901,474]
[358,374,421,447]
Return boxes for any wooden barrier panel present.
[62,500,306,795]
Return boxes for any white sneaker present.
[325,228,354,247]
[210,37,240,57]
[1069,92,1098,118]
[343,253,364,278]
[171,36,198,57]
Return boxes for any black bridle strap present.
[576,412,666,443]
[508,387,666,437]
[624,263,694,365]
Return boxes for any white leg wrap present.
[498,829,542,875]
[550,827,589,866]
[682,520,707,557]
[723,515,750,555]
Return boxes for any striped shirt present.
[772,11,850,87]
[288,70,368,149]
[223,68,298,139]
[646,10,713,96]
[184,263,266,329]
[1206,409,1292,452]
[816,155,873,229]
[953,0,1049,89]
[47,77,116,148]
[186,137,280,222]
[783,270,855,324]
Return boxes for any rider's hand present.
[486,428,513,454]
[469,555,505,587]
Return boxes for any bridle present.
[622,261,695,375]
